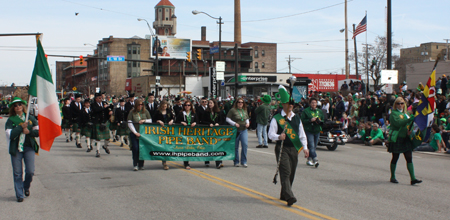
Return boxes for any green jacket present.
[370,128,384,140]
[388,109,414,142]
[5,114,39,156]
[255,103,271,125]
[300,107,324,134]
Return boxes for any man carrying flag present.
[269,84,308,206]
[28,38,62,151]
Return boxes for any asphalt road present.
[1,116,449,220]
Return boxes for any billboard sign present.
[151,36,192,59]
[381,70,398,84]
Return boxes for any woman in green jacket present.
[5,97,39,202]
[388,97,422,185]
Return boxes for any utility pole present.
[286,56,301,74]
[444,39,450,61]
[345,0,349,78]
[353,24,359,79]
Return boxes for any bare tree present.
[349,36,400,89]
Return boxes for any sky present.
[1,0,449,86]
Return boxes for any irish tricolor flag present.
[28,39,62,151]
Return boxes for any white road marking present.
[248,148,274,155]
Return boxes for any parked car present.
[30,97,38,118]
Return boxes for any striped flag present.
[28,39,62,151]
[352,15,367,39]
[414,56,440,142]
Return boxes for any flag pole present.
[25,95,33,122]
[365,11,368,94]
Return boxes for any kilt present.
[92,122,111,140]
[81,125,93,138]
[72,123,81,133]
[61,119,71,129]
[109,122,118,130]
[116,123,129,136]
[388,137,413,153]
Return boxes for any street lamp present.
[192,10,223,61]
[137,18,159,98]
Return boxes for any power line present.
[224,0,355,23]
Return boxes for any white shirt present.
[268,110,308,151]
[322,103,330,114]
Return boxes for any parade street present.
[1,117,449,220]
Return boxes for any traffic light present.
[79,55,84,65]
[196,49,202,60]
[186,52,191,62]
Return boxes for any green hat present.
[326,92,330,96]
[277,85,290,104]
[9,97,27,108]
[440,118,447,123]
[261,95,271,104]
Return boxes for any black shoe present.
[17,198,24,203]
[112,139,116,142]
[287,197,297,206]
[256,145,263,148]
[66,139,69,143]
[263,145,269,148]
[24,190,30,197]
[95,150,100,157]
[103,146,110,154]
[314,161,319,168]
[124,138,128,145]
[77,144,82,148]
[216,163,223,169]
[411,179,422,185]
[120,143,124,147]
[70,136,73,141]
[390,179,399,184]
[86,146,92,152]
[115,135,120,141]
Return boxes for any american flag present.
[352,15,367,39]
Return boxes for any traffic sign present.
[221,81,225,86]
[107,56,125,62]
[216,61,225,72]
[217,71,224,80]
[210,46,219,54]
[72,87,77,91]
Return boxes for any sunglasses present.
[14,103,23,107]
[237,101,244,103]
[185,105,191,106]
[397,103,405,105]
[139,104,144,106]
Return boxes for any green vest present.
[388,109,414,142]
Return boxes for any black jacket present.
[80,107,93,127]
[62,105,71,123]
[145,102,158,119]
[70,101,83,123]
[201,111,225,125]
[173,105,183,117]
[154,110,174,124]
[175,111,199,125]
[125,101,135,113]
[91,102,111,124]
[115,106,129,124]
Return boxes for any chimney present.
[234,0,241,44]
[201,26,206,42]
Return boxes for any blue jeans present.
[256,123,268,146]
[130,132,144,167]
[11,146,35,199]
[305,131,320,161]
[234,130,248,165]
[414,143,435,152]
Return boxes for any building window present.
[137,47,140,54]
[262,50,265,56]
[128,48,131,54]
[137,62,140,67]
[255,62,258,69]
[127,72,131,78]
[165,29,169,35]
[437,45,439,49]
[133,62,137,67]
[224,50,227,56]
[262,62,265,68]
[255,50,258,58]
[231,50,234,56]
[133,48,137,54]
[128,62,131,67]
